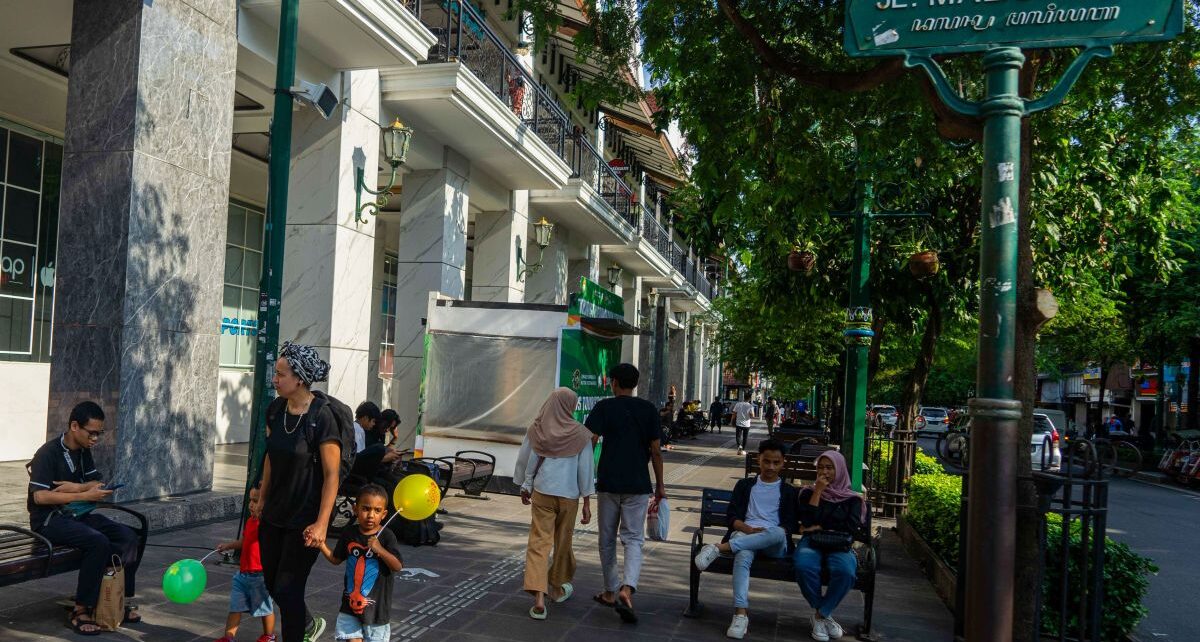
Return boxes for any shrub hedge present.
[906,469,1157,641]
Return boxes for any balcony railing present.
[638,206,673,259]
[413,0,570,162]
[566,132,638,229]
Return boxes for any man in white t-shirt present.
[693,439,797,639]
[353,401,381,454]
[732,394,755,455]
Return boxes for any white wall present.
[0,362,51,461]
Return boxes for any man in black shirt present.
[27,401,143,634]
[585,363,666,624]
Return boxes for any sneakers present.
[823,615,844,639]
[304,616,326,642]
[737,449,746,456]
[810,612,830,642]
[726,614,749,639]
[693,543,721,571]
[257,636,277,642]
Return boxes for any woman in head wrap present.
[257,341,340,642]
[793,450,868,642]
[513,387,595,620]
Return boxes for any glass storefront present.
[0,122,61,362]
[379,252,398,376]
[220,201,265,367]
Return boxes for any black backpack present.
[267,391,357,487]
[387,460,442,546]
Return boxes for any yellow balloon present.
[392,473,441,521]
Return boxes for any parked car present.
[869,404,898,430]
[1032,412,1062,471]
[916,406,951,434]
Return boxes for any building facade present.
[0,0,721,500]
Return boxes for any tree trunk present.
[1011,100,1040,642]
[1188,338,1199,431]
[868,314,885,385]
[899,286,942,433]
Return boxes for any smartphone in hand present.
[103,482,125,491]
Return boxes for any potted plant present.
[897,234,939,278]
[788,241,817,273]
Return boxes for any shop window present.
[220,201,265,368]
[379,252,398,376]
[0,124,61,362]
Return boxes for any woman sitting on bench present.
[794,450,866,642]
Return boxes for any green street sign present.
[845,0,1185,57]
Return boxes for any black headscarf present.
[279,341,330,386]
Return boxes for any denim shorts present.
[230,571,275,618]
[335,612,390,642]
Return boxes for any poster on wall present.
[559,278,626,423]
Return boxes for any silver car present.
[870,405,898,430]
[916,406,950,434]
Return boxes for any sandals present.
[123,603,142,624]
[614,591,638,624]
[554,582,574,604]
[67,608,102,636]
[592,592,616,607]
[529,605,548,620]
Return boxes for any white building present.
[0,0,720,499]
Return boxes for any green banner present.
[557,327,622,423]
[845,0,1184,57]
[568,278,625,321]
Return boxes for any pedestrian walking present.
[214,483,276,642]
[258,342,341,642]
[585,363,667,624]
[794,451,867,642]
[709,398,724,433]
[732,393,755,456]
[513,387,594,620]
[764,397,779,434]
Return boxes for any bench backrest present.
[744,452,820,482]
[699,487,874,544]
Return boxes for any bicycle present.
[1091,438,1143,478]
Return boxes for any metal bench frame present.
[0,505,149,588]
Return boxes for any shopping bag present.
[646,497,670,542]
[95,555,125,631]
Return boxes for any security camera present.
[290,80,339,119]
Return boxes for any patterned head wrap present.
[279,341,330,386]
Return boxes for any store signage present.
[844,0,1185,57]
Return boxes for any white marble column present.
[621,275,642,365]
[279,70,379,406]
[525,223,569,305]
[390,147,470,433]
[470,191,528,302]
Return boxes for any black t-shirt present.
[586,395,661,495]
[334,527,403,625]
[261,404,340,529]
[27,434,102,528]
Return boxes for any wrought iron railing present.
[638,206,673,259]
[566,132,638,229]
[416,0,569,161]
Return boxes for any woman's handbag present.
[806,530,854,553]
[94,555,125,631]
[646,497,670,541]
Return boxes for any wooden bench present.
[685,488,877,639]
[744,447,833,484]
[0,505,149,589]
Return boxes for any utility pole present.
[242,0,300,524]
[832,179,928,492]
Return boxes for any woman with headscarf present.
[793,450,867,642]
[257,342,341,642]
[513,387,595,620]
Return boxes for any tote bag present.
[95,555,125,631]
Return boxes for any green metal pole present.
[840,181,873,491]
[242,0,300,525]
[964,47,1024,642]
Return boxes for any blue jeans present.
[794,536,857,618]
[729,526,788,609]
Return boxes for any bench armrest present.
[0,524,54,578]
[454,450,496,468]
[94,505,149,559]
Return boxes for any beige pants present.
[523,490,579,598]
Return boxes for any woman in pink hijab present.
[793,450,867,641]
[513,388,595,620]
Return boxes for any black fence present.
[865,420,918,518]
[566,133,638,228]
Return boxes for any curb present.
[895,516,958,613]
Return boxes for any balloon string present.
[379,509,402,532]
[199,548,221,564]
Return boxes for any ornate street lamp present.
[354,117,413,224]
[517,217,555,281]
[606,263,623,288]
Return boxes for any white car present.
[916,406,950,434]
[1032,413,1063,471]
[869,405,898,430]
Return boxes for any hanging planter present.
[908,250,940,278]
[788,248,816,273]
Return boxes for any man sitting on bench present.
[27,401,143,635]
[693,439,796,639]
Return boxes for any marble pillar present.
[667,311,689,402]
[280,70,380,405]
[525,224,569,305]
[47,0,237,501]
[621,276,642,366]
[390,147,470,435]
[650,298,670,405]
[470,191,528,302]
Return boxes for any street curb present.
[895,516,958,613]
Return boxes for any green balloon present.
[162,558,207,604]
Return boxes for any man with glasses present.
[28,401,143,635]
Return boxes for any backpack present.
[267,391,357,487]
[389,461,443,546]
